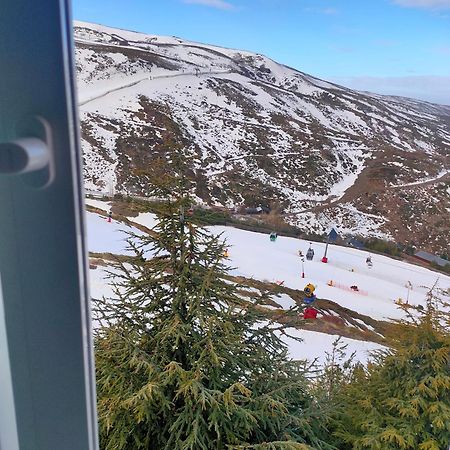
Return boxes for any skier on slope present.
[366,255,373,268]
[269,232,278,242]
[306,247,314,261]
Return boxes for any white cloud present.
[393,0,450,9]
[183,0,235,10]
[330,75,450,106]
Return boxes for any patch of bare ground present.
[108,198,159,218]
[228,275,392,345]
[89,252,135,265]
[89,257,111,268]
[88,245,393,346]
[77,41,180,71]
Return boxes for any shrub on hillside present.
[191,207,231,225]
[364,238,401,257]
[330,287,450,449]
[430,260,450,274]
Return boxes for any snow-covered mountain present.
[75,21,450,253]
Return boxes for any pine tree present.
[93,148,334,449]
[314,337,357,402]
[331,286,450,449]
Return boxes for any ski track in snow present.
[390,168,450,188]
[78,69,232,106]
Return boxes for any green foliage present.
[191,207,231,225]
[430,261,450,274]
[314,337,357,401]
[330,287,450,449]
[94,193,334,449]
[364,238,401,257]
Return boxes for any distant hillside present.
[75,21,450,254]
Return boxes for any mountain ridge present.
[74,21,450,254]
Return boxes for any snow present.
[292,204,391,242]
[131,212,159,229]
[207,225,449,321]
[273,293,296,310]
[85,198,112,212]
[86,211,144,255]
[281,328,385,365]
[326,146,369,201]
[89,266,115,301]
[85,210,449,367]
[74,20,164,45]
[86,211,449,322]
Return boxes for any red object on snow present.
[321,256,328,263]
[303,307,318,319]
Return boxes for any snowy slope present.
[85,202,449,364]
[90,264,385,365]
[211,226,448,321]
[76,21,450,253]
[86,208,449,321]
[86,212,144,255]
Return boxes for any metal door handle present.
[0,117,54,187]
[0,137,49,174]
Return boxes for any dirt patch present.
[229,274,393,345]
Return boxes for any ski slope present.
[85,203,449,364]
[212,225,448,321]
[86,210,144,255]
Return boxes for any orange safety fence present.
[327,281,368,296]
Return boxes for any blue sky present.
[73,0,450,104]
